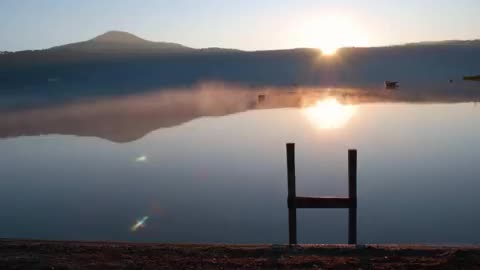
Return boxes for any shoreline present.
[2,239,480,269]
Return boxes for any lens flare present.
[131,216,149,232]
[135,155,147,162]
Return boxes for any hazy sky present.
[1,0,479,51]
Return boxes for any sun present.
[297,15,369,55]
[321,45,339,56]
[303,98,357,129]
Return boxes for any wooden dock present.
[286,143,357,245]
[464,75,480,81]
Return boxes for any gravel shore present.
[1,239,480,269]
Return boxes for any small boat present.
[463,75,480,81]
[385,81,399,89]
[258,94,266,103]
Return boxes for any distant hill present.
[404,40,480,47]
[49,31,193,53]
[1,31,480,96]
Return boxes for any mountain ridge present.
[1,30,480,92]
[2,30,480,53]
[48,30,193,53]
[89,31,149,43]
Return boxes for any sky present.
[1,0,479,52]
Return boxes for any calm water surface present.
[1,84,480,244]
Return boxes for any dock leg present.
[287,143,297,245]
[348,149,357,245]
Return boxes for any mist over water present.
[1,82,480,244]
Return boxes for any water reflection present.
[1,84,480,244]
[1,82,479,142]
[303,98,357,129]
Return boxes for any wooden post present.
[286,144,357,245]
[286,143,297,245]
[348,149,357,245]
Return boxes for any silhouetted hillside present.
[404,40,480,47]
[1,31,480,98]
[50,31,193,53]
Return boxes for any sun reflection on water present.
[303,98,357,129]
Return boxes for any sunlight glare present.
[297,15,369,56]
[303,98,357,129]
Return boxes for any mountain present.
[404,40,480,47]
[49,31,193,53]
[1,31,480,98]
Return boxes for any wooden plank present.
[294,197,352,209]
[286,143,297,245]
[348,149,357,245]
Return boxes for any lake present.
[1,82,480,244]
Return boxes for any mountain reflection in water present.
[1,81,480,142]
